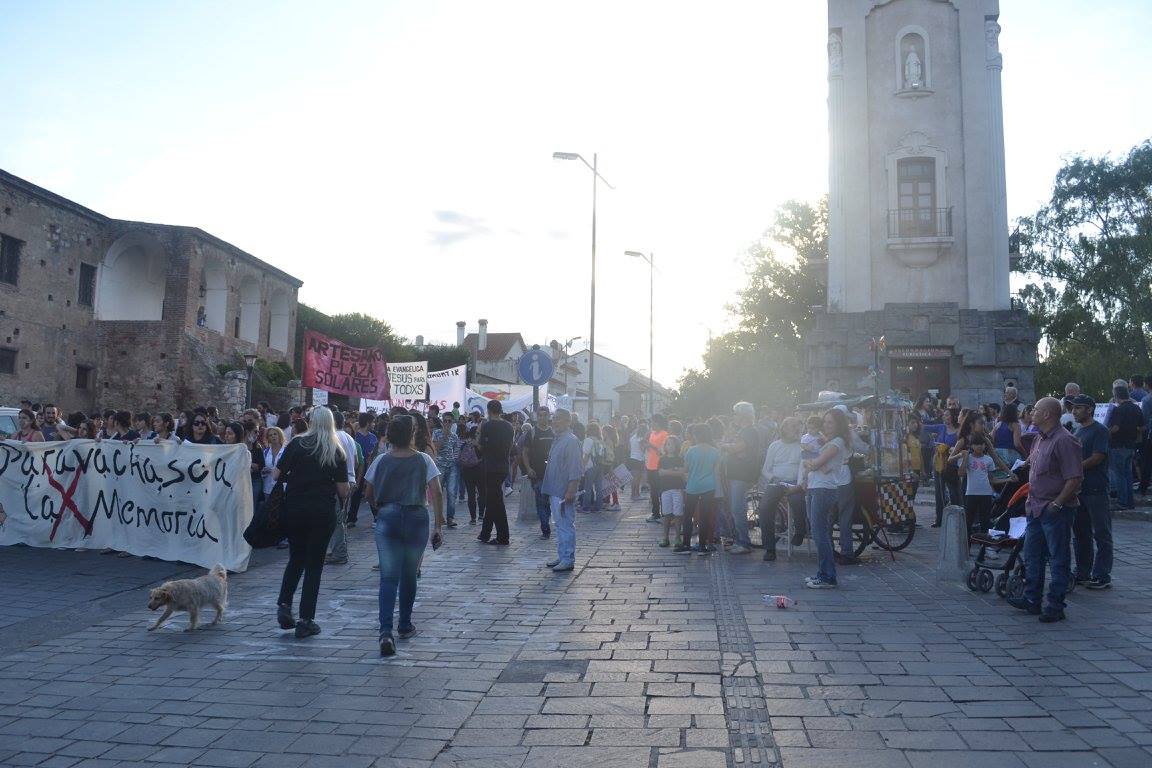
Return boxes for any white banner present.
[0,440,253,572]
[428,365,468,412]
[386,361,428,399]
[465,384,549,415]
[312,387,328,406]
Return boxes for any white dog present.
[147,564,228,631]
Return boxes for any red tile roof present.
[462,332,526,362]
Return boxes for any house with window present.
[0,168,302,412]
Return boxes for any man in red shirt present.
[645,414,669,522]
[1009,397,1082,623]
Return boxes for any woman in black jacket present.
[272,407,349,639]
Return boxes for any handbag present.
[459,441,481,468]
[244,480,285,549]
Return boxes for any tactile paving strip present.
[710,552,781,766]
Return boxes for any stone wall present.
[0,169,302,414]
[806,303,1039,406]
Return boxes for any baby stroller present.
[966,482,1028,596]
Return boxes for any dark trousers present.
[964,494,993,533]
[648,472,662,517]
[756,484,806,552]
[532,479,551,534]
[680,492,715,548]
[348,484,364,524]
[935,469,962,525]
[277,505,337,622]
[480,473,510,543]
[1140,442,1152,494]
[1074,493,1113,581]
[463,466,485,521]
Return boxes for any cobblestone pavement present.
[2,495,1152,767]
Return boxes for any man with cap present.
[1008,397,1082,622]
[1070,395,1112,589]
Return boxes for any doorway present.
[891,358,950,400]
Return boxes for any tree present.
[673,199,827,418]
[1015,140,1152,397]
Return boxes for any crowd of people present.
[5,373,1144,644]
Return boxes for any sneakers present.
[1086,577,1112,590]
[276,604,295,630]
[397,625,418,639]
[658,539,670,548]
[379,635,396,657]
[729,545,751,555]
[694,545,714,556]
[295,620,321,639]
[551,562,574,572]
[1039,610,1066,623]
[1006,596,1041,615]
[504,486,514,497]
[763,550,777,562]
[672,544,693,554]
[546,558,561,568]
[647,514,662,523]
[445,520,458,529]
[805,576,836,589]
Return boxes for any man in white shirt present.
[326,408,360,565]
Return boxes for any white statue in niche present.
[904,49,923,89]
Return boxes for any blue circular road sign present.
[518,348,555,387]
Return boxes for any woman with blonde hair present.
[272,407,349,639]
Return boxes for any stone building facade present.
[809,0,1038,403]
[0,168,302,414]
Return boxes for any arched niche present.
[238,276,261,344]
[268,289,290,351]
[895,25,931,93]
[202,263,228,333]
[95,232,166,321]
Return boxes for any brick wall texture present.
[0,170,302,416]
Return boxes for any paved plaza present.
[3,496,1152,768]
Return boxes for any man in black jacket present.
[477,399,515,545]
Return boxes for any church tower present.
[808,0,1037,405]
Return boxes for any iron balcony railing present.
[888,207,952,239]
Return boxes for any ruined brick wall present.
[0,179,105,412]
[0,170,303,415]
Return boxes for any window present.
[78,263,97,307]
[896,158,936,236]
[75,364,92,390]
[0,233,22,286]
[0,347,15,375]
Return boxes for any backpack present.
[458,441,481,468]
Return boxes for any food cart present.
[793,392,919,555]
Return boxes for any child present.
[962,440,995,535]
[657,436,686,547]
[797,415,824,486]
[905,417,924,478]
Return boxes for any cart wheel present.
[977,568,995,593]
[874,517,917,552]
[966,567,980,591]
[1006,572,1024,599]
[994,572,1008,597]
[832,517,873,557]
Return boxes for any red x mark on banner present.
[45,464,92,542]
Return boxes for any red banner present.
[302,331,390,400]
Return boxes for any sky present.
[2,0,1150,388]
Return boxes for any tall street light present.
[624,251,654,418]
[553,151,614,423]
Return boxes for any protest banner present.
[386,361,428,399]
[0,440,254,572]
[465,384,548,415]
[302,330,390,400]
[427,365,467,412]
[312,388,328,406]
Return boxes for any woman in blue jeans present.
[364,416,444,657]
[802,408,853,589]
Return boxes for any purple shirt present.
[1025,424,1083,517]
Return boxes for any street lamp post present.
[625,250,654,418]
[243,353,258,410]
[553,151,613,423]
